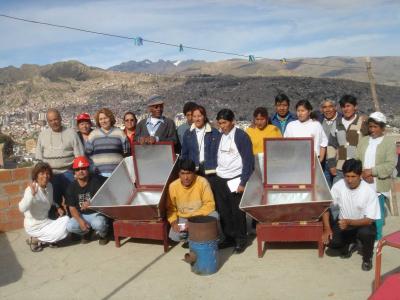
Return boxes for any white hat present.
[369,111,387,124]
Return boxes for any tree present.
[0,133,15,158]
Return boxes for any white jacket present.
[19,183,54,230]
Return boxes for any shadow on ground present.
[0,232,23,287]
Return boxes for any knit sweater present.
[167,175,215,224]
[327,114,368,170]
[85,127,129,174]
[356,135,397,193]
[246,125,282,154]
[35,127,84,173]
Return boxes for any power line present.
[0,13,371,71]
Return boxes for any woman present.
[284,100,328,162]
[356,112,397,240]
[181,105,221,176]
[246,107,282,155]
[19,162,69,252]
[209,109,254,254]
[85,108,129,177]
[76,113,93,145]
[123,111,137,147]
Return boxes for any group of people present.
[19,93,397,271]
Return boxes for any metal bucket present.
[184,216,219,275]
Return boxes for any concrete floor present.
[1,217,399,300]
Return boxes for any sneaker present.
[361,259,373,271]
[81,231,91,244]
[340,243,358,259]
[325,248,342,257]
[218,239,235,249]
[98,237,109,245]
[233,241,247,254]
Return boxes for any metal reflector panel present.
[90,143,178,221]
[265,138,313,186]
[240,138,332,223]
[133,143,175,188]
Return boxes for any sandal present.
[26,237,43,252]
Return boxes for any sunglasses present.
[74,167,88,171]
[124,119,135,122]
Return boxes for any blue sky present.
[0,0,399,68]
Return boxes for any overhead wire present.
[0,13,381,73]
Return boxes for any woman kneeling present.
[19,162,70,252]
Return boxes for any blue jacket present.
[270,112,297,134]
[181,123,221,174]
[233,128,255,186]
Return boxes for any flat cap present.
[147,94,164,106]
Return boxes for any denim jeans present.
[332,170,344,185]
[67,213,108,238]
[169,211,223,242]
[321,160,333,188]
[51,170,74,206]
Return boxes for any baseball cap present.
[369,111,387,124]
[72,156,90,169]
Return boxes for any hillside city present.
[0,107,252,166]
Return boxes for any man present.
[76,112,92,145]
[327,95,368,184]
[65,156,109,245]
[176,101,197,145]
[135,94,178,146]
[210,109,254,254]
[322,159,380,271]
[270,93,297,135]
[319,98,340,187]
[35,108,84,215]
[167,159,219,244]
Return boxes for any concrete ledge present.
[1,216,399,299]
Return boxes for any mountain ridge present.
[108,56,400,87]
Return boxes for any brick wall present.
[0,167,32,232]
[0,163,399,232]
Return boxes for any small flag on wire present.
[248,55,255,62]
[179,44,184,52]
[134,37,143,46]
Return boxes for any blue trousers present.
[67,213,108,238]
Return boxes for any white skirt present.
[25,216,70,243]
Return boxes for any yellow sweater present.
[167,175,215,224]
[246,125,282,154]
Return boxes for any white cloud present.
[0,0,399,67]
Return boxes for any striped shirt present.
[85,127,129,174]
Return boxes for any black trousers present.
[328,210,376,261]
[208,175,247,244]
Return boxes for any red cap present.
[72,156,90,169]
[76,113,91,123]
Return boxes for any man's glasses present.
[74,167,88,171]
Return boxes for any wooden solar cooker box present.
[90,142,178,251]
[239,138,333,257]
